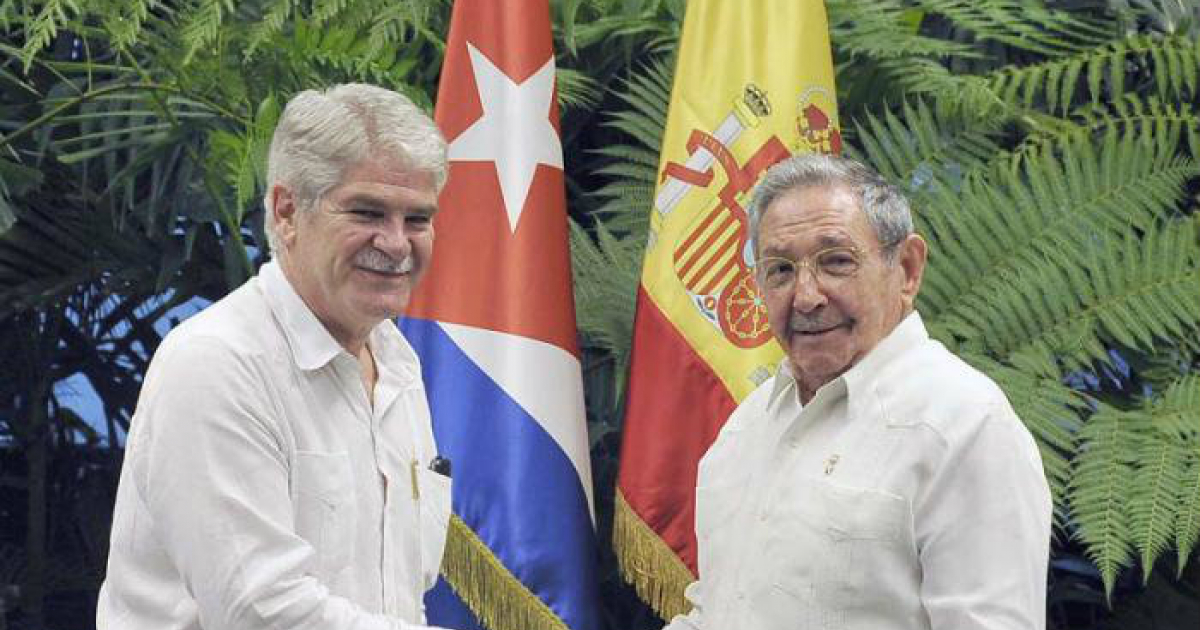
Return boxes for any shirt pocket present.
[818,482,907,543]
[769,480,912,608]
[416,467,452,590]
[293,451,355,577]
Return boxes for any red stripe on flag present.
[695,254,738,297]
[617,287,738,575]
[405,0,576,356]
[406,162,578,355]
[676,208,724,259]
[676,213,735,281]
[434,0,557,142]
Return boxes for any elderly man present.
[665,154,1052,630]
[97,84,453,629]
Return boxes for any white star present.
[448,43,563,232]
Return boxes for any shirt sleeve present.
[914,400,1053,630]
[661,580,704,630]
[128,335,436,630]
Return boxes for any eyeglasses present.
[753,244,894,292]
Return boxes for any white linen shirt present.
[97,260,452,630]
[665,312,1052,630]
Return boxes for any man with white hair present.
[664,154,1052,629]
[98,84,454,630]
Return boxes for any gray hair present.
[262,83,448,254]
[747,153,913,260]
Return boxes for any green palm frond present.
[570,219,643,401]
[100,0,160,52]
[872,58,1008,119]
[848,98,1003,194]
[1072,375,1200,589]
[179,0,233,64]
[589,57,672,236]
[920,130,1194,330]
[987,33,1200,115]
[1070,404,1137,595]
[922,0,1112,55]
[1068,94,1200,158]
[588,170,655,236]
[1150,376,1200,565]
[827,0,979,60]
[13,0,82,70]
[1128,425,1188,582]
[1177,433,1200,575]
[244,0,298,57]
[948,221,1200,373]
[205,94,279,218]
[556,67,602,112]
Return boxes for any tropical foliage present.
[0,0,1197,628]
[572,0,1200,614]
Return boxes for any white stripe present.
[439,322,596,522]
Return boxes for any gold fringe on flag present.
[612,489,695,621]
[440,514,570,630]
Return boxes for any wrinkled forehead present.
[757,184,872,254]
[325,156,439,207]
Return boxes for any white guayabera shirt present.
[97,260,452,630]
[665,313,1052,630]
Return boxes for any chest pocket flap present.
[417,467,452,589]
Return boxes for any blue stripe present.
[401,318,601,630]
[424,577,483,630]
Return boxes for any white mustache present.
[353,249,412,274]
[788,315,842,333]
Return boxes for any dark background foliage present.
[1,1,1198,629]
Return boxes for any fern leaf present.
[557,68,602,112]
[180,0,231,64]
[1128,427,1186,583]
[19,0,80,71]
[1177,441,1200,576]
[827,0,979,60]
[244,0,297,58]
[851,99,1001,193]
[102,0,157,52]
[926,132,1195,361]
[980,34,1199,118]
[997,221,1200,370]
[922,0,1112,55]
[1070,405,1136,596]
[570,219,643,399]
[1139,375,1200,576]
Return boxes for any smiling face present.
[271,155,439,350]
[757,183,926,402]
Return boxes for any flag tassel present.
[612,489,694,621]
[440,515,572,630]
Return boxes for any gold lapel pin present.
[823,454,840,476]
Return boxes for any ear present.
[896,233,927,312]
[269,184,300,250]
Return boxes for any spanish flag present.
[613,0,841,618]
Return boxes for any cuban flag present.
[400,2,601,630]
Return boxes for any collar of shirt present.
[766,310,929,413]
[257,260,422,386]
